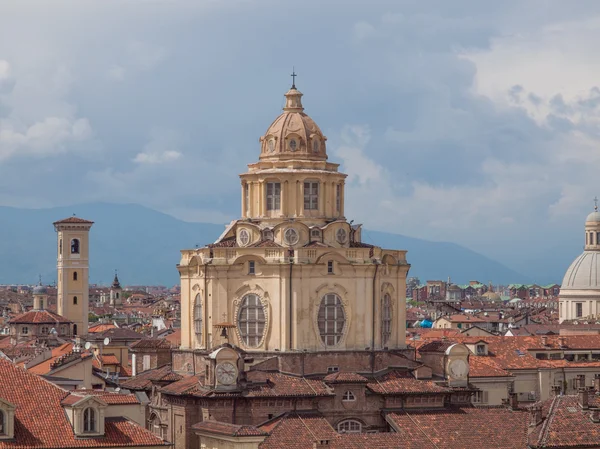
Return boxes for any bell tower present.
[54,216,94,336]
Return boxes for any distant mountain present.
[0,203,529,286]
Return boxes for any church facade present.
[178,83,410,355]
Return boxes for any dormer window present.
[476,344,486,355]
[83,407,96,432]
[311,228,321,240]
[342,391,356,402]
[0,399,16,440]
[71,239,80,254]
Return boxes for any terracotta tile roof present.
[164,329,181,346]
[367,370,451,395]
[158,374,203,395]
[468,356,513,378]
[245,373,332,398]
[348,241,374,248]
[387,406,529,449]
[418,340,457,353]
[88,323,117,333]
[331,434,415,449]
[192,420,268,437]
[259,412,338,449]
[207,237,237,248]
[67,390,141,405]
[130,338,172,350]
[439,314,486,323]
[53,216,94,224]
[91,327,144,341]
[27,343,89,375]
[98,354,120,365]
[529,395,600,448]
[323,372,368,383]
[120,364,183,390]
[9,309,72,324]
[0,358,166,448]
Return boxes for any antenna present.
[103,337,110,346]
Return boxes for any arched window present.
[342,391,356,402]
[0,409,4,435]
[238,294,266,347]
[318,294,346,346]
[73,272,78,281]
[71,239,80,254]
[382,293,392,346]
[73,296,78,305]
[83,407,96,432]
[148,413,161,437]
[337,419,361,434]
[311,228,321,240]
[304,181,319,210]
[194,294,202,345]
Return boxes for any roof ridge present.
[539,395,560,446]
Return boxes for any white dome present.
[587,211,600,222]
[561,251,600,290]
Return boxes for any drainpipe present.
[371,262,379,373]
[289,251,294,350]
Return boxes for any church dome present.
[587,211,600,222]
[33,284,47,295]
[561,251,600,290]
[259,86,327,160]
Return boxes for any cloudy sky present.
[1,0,600,280]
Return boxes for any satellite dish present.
[103,337,110,346]
[84,342,92,350]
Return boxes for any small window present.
[22,326,28,335]
[382,294,392,345]
[73,272,78,281]
[476,344,486,355]
[576,302,583,318]
[289,138,297,151]
[41,326,48,334]
[59,238,62,256]
[313,139,319,153]
[342,391,356,402]
[249,261,256,275]
[311,228,321,239]
[143,355,151,371]
[0,409,4,435]
[194,293,202,345]
[327,261,334,274]
[336,184,341,212]
[327,366,339,374]
[337,419,361,434]
[71,239,80,254]
[83,407,96,432]
[73,296,78,305]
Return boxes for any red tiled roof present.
[245,373,332,398]
[121,364,183,390]
[98,354,120,365]
[192,420,268,437]
[130,338,172,350]
[0,358,166,448]
[207,237,237,248]
[67,390,141,405]
[418,340,456,353]
[323,372,368,383]
[387,406,529,449]
[468,356,513,378]
[9,309,72,324]
[367,370,451,395]
[88,323,117,333]
[259,412,338,449]
[53,216,94,224]
[251,240,283,248]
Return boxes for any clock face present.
[216,362,238,386]
[448,359,468,379]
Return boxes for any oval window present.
[336,228,347,244]
[238,229,250,246]
[237,294,266,347]
[289,139,297,151]
[317,293,346,346]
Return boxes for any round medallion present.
[289,139,297,152]
[216,362,238,385]
[448,359,469,379]
[284,228,299,246]
[238,229,250,246]
[336,228,347,244]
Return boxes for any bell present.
[220,327,228,338]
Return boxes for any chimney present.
[579,387,589,410]
[551,385,561,397]
[595,374,600,393]
[541,336,547,346]
[314,441,330,449]
[510,392,519,410]
[529,405,543,427]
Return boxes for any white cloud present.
[0,60,10,81]
[133,149,181,164]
